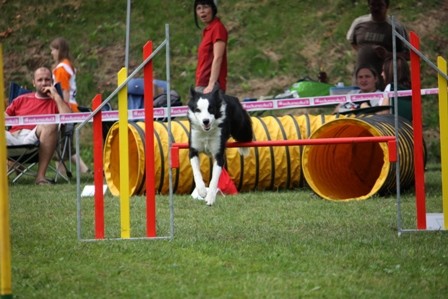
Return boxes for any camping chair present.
[388,84,413,122]
[127,78,168,110]
[53,122,74,182]
[6,82,71,183]
[56,99,113,178]
[127,78,181,121]
[7,143,40,183]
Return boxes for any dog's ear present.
[211,83,220,94]
[211,86,220,98]
[189,86,196,99]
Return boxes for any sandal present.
[35,178,54,185]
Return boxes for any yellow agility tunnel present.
[103,114,416,200]
[302,114,417,201]
[103,114,341,196]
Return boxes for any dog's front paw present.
[196,183,207,198]
[205,192,216,206]
[205,187,219,206]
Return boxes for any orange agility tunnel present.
[103,114,417,200]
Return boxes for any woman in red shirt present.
[194,0,228,93]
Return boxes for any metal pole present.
[76,128,82,239]
[125,0,131,70]
[391,18,403,235]
[165,24,175,241]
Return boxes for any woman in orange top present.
[50,37,80,112]
[50,37,89,173]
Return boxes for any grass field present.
[2,1,448,297]
[5,164,448,298]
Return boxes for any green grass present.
[6,165,448,298]
[2,1,448,297]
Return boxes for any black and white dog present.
[187,87,253,205]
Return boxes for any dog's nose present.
[203,119,210,126]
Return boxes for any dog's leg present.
[205,160,222,206]
[190,156,207,198]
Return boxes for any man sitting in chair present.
[5,67,72,185]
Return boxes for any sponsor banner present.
[277,98,311,108]
[4,88,439,125]
[350,92,383,102]
[242,101,275,110]
[171,106,188,117]
[386,90,412,97]
[154,108,165,117]
[24,114,57,125]
[60,113,90,123]
[102,111,119,121]
[131,110,145,119]
[314,95,346,105]
[5,116,20,126]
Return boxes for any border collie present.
[187,88,253,205]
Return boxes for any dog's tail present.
[233,112,253,157]
[231,106,253,157]
[225,93,254,154]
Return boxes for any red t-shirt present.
[6,92,60,133]
[195,17,228,91]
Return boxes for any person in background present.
[6,67,72,185]
[194,0,228,93]
[50,37,90,173]
[336,65,381,113]
[50,37,80,112]
[346,0,409,89]
[378,56,412,121]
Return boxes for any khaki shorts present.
[6,128,38,146]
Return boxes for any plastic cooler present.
[330,86,360,95]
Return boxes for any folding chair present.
[53,123,74,182]
[7,143,40,183]
[388,85,412,122]
[127,78,168,110]
[127,78,181,122]
[6,83,39,182]
[6,82,71,183]
[8,82,31,104]
[55,99,112,179]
